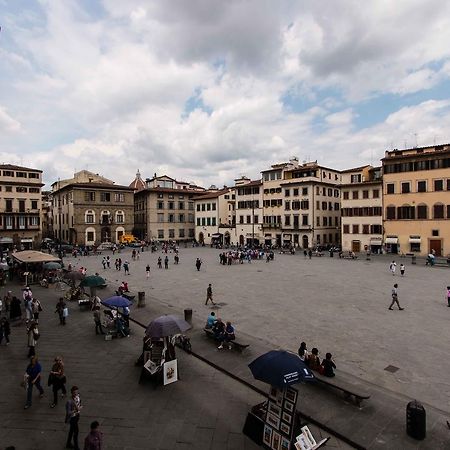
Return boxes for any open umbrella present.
[80,275,105,288]
[146,314,191,338]
[43,261,61,270]
[102,296,132,308]
[248,350,315,388]
[63,271,85,282]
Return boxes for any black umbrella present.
[63,271,85,282]
[248,350,315,388]
[146,315,191,338]
[80,275,105,287]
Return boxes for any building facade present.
[234,177,262,247]
[341,165,383,253]
[382,144,450,256]
[194,188,235,245]
[51,171,134,245]
[261,159,341,248]
[134,175,204,242]
[0,164,44,250]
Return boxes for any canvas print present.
[163,359,178,385]
[263,424,273,446]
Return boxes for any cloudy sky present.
[1,0,450,188]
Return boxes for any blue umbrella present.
[102,296,132,308]
[248,350,315,388]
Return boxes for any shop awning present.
[409,237,421,244]
[0,237,13,243]
[385,237,398,244]
[211,233,222,238]
[370,239,382,245]
[21,238,33,243]
[13,251,61,264]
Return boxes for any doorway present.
[429,239,442,256]
[352,240,361,252]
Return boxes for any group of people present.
[218,249,271,265]
[205,311,236,349]
[298,342,336,378]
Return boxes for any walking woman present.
[26,321,39,358]
[49,356,67,408]
[65,385,82,450]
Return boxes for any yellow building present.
[382,144,450,256]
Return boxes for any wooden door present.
[429,239,442,256]
[352,241,361,252]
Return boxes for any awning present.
[0,237,13,244]
[385,237,398,244]
[21,238,33,243]
[13,251,61,264]
[211,233,222,238]
[370,239,382,245]
[409,238,421,244]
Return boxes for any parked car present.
[97,242,114,250]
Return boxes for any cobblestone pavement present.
[0,246,449,449]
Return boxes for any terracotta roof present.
[341,165,372,173]
[0,164,42,172]
[128,170,146,192]
[55,182,133,192]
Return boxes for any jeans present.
[26,378,44,405]
[67,415,80,449]
[52,379,67,404]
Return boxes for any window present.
[157,201,164,209]
[316,217,320,226]
[362,225,370,234]
[401,182,410,194]
[285,201,290,210]
[447,179,450,191]
[168,194,174,199]
[16,186,28,193]
[179,214,185,223]
[302,215,308,226]
[158,229,164,239]
[31,200,38,209]
[302,187,308,196]
[417,181,426,193]
[168,202,174,210]
[87,231,94,242]
[352,224,358,234]
[386,206,396,219]
[5,216,13,229]
[19,200,25,212]
[99,192,110,202]
[212,203,216,211]
[114,193,125,202]
[29,187,40,193]
[179,202,184,210]
[85,210,95,224]
[285,189,290,197]
[179,229,185,238]
[434,179,443,191]
[397,205,415,220]
[285,215,291,226]
[206,217,211,226]
[179,194,184,199]
[196,204,200,211]
[201,204,205,211]
[28,172,39,179]
[351,174,362,183]
[433,204,444,219]
[201,217,206,226]
[169,214,175,223]
[188,213,194,223]
[18,216,26,229]
[2,170,14,176]
[247,215,251,224]
[5,186,12,192]
[169,229,175,238]
[362,190,369,199]
[85,191,95,202]
[188,228,195,238]
[371,224,382,234]
[158,193,164,199]
[417,205,427,219]
[343,191,349,200]
[410,242,421,252]
[254,215,259,224]
[386,183,395,194]
[30,216,39,226]
[116,211,124,223]
[432,229,439,237]
[323,217,327,226]
[196,218,200,226]
[373,189,379,198]
[322,202,327,210]
[212,217,216,226]
[352,191,359,199]
[293,188,299,196]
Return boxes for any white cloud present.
[0,107,21,133]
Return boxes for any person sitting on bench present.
[205,311,216,329]
[218,321,235,349]
[118,281,129,295]
[321,352,336,377]
[212,318,225,341]
[307,347,321,371]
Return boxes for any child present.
[400,263,405,276]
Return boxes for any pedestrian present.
[205,283,216,305]
[10,295,22,321]
[23,287,33,322]
[123,261,130,275]
[0,316,11,345]
[400,263,405,276]
[26,321,39,357]
[389,260,397,276]
[106,256,111,269]
[164,255,169,269]
[174,254,179,265]
[93,306,105,335]
[389,284,404,310]
[115,259,119,270]
[101,257,106,269]
[55,297,67,325]
[195,258,202,271]
[24,356,44,409]
[84,421,103,450]
[157,257,162,269]
[4,290,13,313]
[65,385,82,450]
[49,356,67,408]
[447,286,450,307]
[145,264,150,279]
[308,249,312,259]
[31,297,43,323]
[118,258,122,271]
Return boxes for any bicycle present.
[172,334,192,353]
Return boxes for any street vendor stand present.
[12,250,62,285]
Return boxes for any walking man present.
[93,306,105,335]
[24,356,44,409]
[146,264,150,279]
[84,421,103,450]
[195,258,202,271]
[205,284,216,305]
[389,284,404,310]
[164,255,169,269]
[65,385,82,450]
[400,263,405,276]
[123,261,130,275]
[157,257,162,269]
[389,260,397,276]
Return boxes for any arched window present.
[397,204,415,220]
[416,204,427,219]
[115,210,124,224]
[85,210,95,224]
[85,227,96,244]
[433,203,444,219]
[100,210,111,225]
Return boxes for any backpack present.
[33,331,40,340]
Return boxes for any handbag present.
[63,307,69,317]
[38,303,43,312]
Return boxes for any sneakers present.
[218,345,223,349]
[24,404,31,409]
[399,308,405,310]
[388,307,393,310]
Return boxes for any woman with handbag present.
[31,297,42,323]
[26,321,39,358]
[49,356,67,408]
[55,297,67,325]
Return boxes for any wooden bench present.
[203,328,249,352]
[312,371,371,407]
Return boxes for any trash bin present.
[137,291,146,308]
[184,308,192,324]
[411,255,416,265]
[406,400,426,440]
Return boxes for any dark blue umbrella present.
[102,296,132,308]
[146,314,191,338]
[248,350,315,388]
